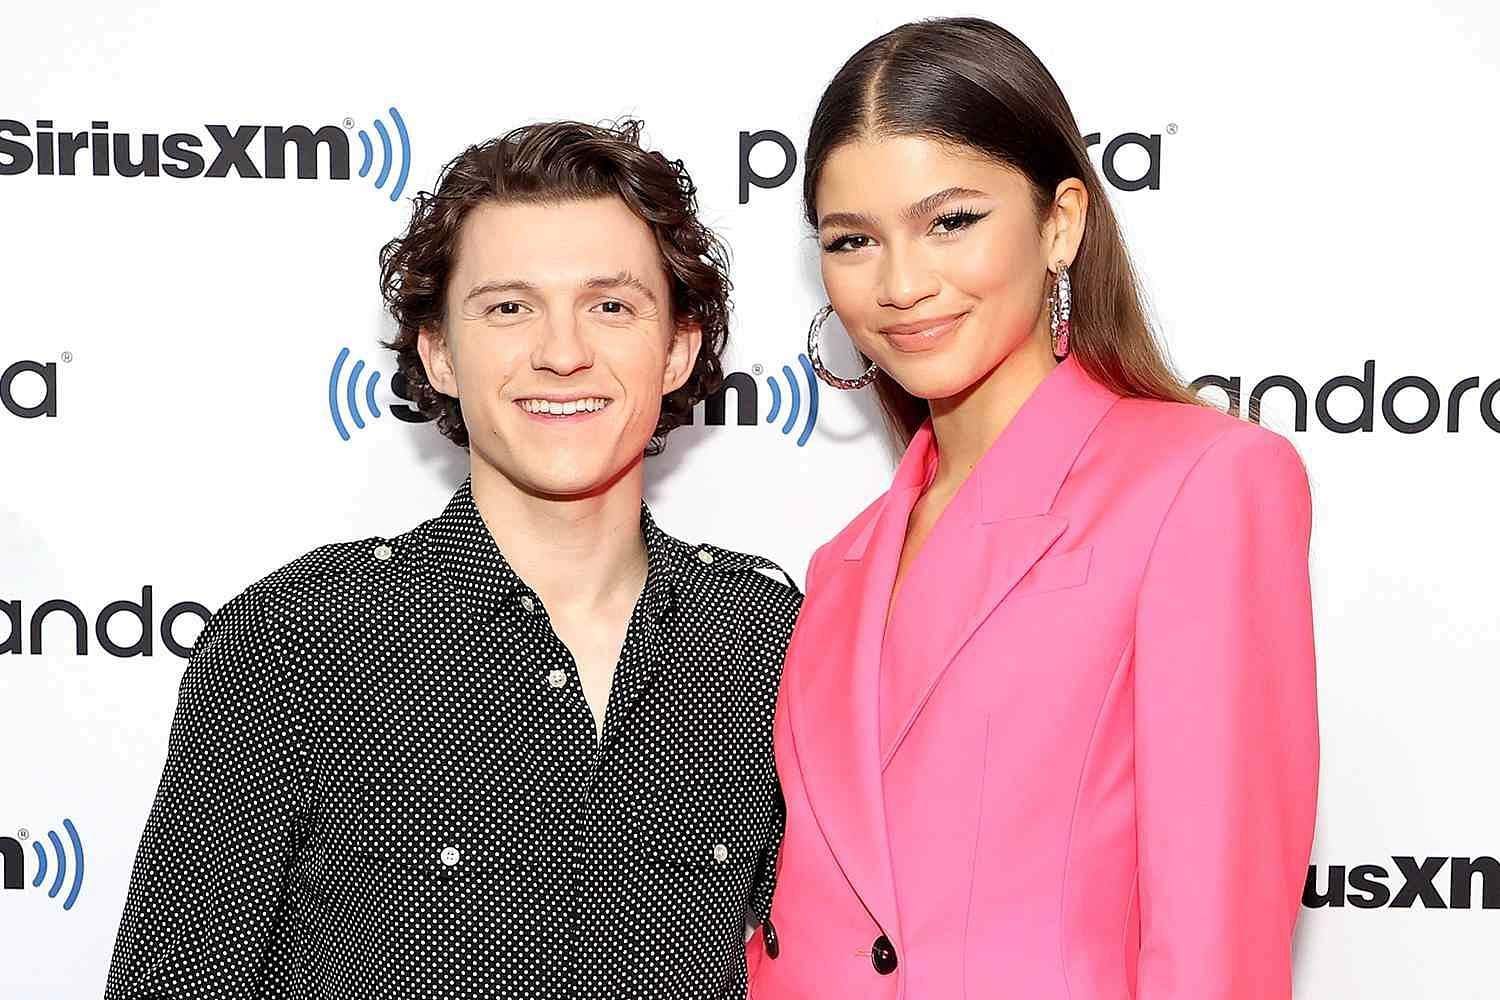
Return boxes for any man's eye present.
[489,301,524,315]
[597,300,631,315]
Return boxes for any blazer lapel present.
[878,355,1120,762]
[785,440,930,942]
[785,356,1120,935]
[879,510,1067,764]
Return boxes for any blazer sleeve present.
[1133,424,1319,999]
[104,588,311,999]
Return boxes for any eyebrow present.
[462,271,659,306]
[463,278,539,304]
[585,270,659,307]
[817,186,990,231]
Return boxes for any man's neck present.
[468,457,650,616]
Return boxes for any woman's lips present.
[879,311,968,353]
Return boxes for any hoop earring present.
[807,304,877,390]
[1049,261,1072,361]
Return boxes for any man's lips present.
[514,395,613,416]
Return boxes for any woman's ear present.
[417,325,458,396]
[1044,177,1089,266]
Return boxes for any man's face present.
[419,197,701,499]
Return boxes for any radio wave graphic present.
[328,347,383,441]
[29,818,84,911]
[764,353,820,448]
[356,106,411,202]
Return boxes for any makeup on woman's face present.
[815,135,1054,401]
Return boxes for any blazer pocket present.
[1009,545,1092,599]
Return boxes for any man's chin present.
[497,460,644,502]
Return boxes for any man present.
[105,120,799,1000]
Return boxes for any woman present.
[749,17,1317,1000]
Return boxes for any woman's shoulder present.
[1107,395,1305,471]
[1101,396,1311,518]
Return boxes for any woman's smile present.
[879,310,969,353]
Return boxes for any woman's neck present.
[927,335,1057,492]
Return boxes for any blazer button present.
[762,916,780,959]
[870,934,897,975]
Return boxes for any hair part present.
[803,17,1203,445]
[379,118,730,455]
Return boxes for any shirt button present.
[372,543,393,561]
[548,669,568,689]
[519,595,535,612]
[439,846,460,867]
[712,843,729,863]
[696,548,715,564]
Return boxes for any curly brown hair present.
[379,119,731,455]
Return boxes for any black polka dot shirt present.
[104,477,801,1000]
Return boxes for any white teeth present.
[519,397,609,415]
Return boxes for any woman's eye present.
[932,209,987,235]
[824,234,874,253]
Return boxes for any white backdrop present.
[2,1,1497,996]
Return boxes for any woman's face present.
[814,135,1080,401]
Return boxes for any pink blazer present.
[749,356,1318,999]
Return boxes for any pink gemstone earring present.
[1049,261,1072,360]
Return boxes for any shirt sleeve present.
[747,787,786,929]
[1133,425,1319,999]
[744,541,818,944]
[104,587,311,999]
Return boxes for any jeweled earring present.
[1049,261,1072,361]
[807,304,877,390]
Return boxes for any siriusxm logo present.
[326,347,432,440]
[738,127,1164,203]
[1,819,85,911]
[0,107,410,200]
[324,348,819,445]
[1305,856,1499,909]
[687,354,820,447]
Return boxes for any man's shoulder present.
[248,527,419,602]
[655,527,803,617]
[214,517,436,635]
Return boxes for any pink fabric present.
[749,355,1318,1000]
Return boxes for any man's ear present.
[417,324,459,396]
[662,319,704,395]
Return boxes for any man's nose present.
[531,314,593,376]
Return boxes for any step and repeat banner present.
[2,1,1496,996]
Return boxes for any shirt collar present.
[423,476,679,621]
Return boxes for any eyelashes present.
[483,299,635,317]
[932,207,988,233]
[821,233,872,253]
[821,206,991,253]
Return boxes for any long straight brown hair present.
[804,17,1203,445]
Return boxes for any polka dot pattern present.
[104,477,801,999]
